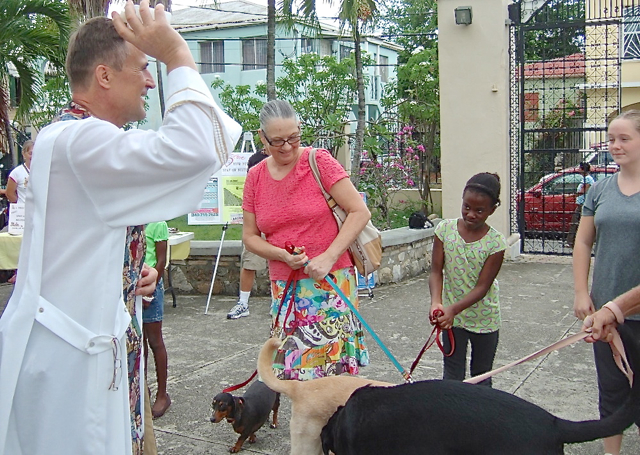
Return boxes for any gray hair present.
[259,100,297,130]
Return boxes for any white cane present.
[204,222,229,314]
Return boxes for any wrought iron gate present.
[509,0,637,254]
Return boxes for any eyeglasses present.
[262,130,301,148]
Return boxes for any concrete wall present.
[438,0,511,237]
[166,225,438,296]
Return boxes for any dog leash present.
[410,309,455,375]
[463,329,633,386]
[222,370,257,393]
[221,267,301,394]
[285,242,413,383]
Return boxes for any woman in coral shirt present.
[242,100,370,380]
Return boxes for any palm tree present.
[281,0,377,186]
[0,0,70,164]
[266,0,276,101]
[67,0,109,18]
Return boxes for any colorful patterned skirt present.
[270,267,369,381]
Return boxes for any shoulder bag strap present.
[308,148,341,212]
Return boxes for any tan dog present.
[257,337,394,455]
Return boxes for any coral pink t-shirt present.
[242,147,353,281]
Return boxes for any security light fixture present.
[455,6,472,25]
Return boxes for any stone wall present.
[167,223,438,296]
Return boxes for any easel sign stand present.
[239,131,257,154]
[204,222,229,314]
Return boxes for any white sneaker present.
[227,302,249,319]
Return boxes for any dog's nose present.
[210,416,216,423]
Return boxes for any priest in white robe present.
[0,2,242,454]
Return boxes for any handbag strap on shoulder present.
[308,148,335,206]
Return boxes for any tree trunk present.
[4,120,16,168]
[350,24,365,187]
[156,64,166,119]
[266,0,276,101]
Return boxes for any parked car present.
[585,149,617,169]
[521,165,618,235]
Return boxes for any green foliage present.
[372,199,423,230]
[210,78,263,144]
[382,0,437,60]
[278,52,364,151]
[167,215,244,241]
[0,0,71,122]
[394,47,439,126]
[525,97,585,187]
[211,52,361,153]
[29,74,70,129]
[359,125,431,229]
[375,0,439,214]
[522,0,585,61]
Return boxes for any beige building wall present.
[438,0,511,236]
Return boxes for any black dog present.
[211,380,280,453]
[321,325,640,455]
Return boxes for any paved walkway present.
[1,255,639,454]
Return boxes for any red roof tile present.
[522,53,585,78]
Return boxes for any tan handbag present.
[308,149,382,276]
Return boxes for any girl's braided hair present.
[464,172,501,207]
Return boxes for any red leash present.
[410,309,455,375]
[222,248,301,393]
[222,370,257,393]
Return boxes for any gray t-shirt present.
[583,173,640,321]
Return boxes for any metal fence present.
[509,0,633,254]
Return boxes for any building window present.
[523,92,539,122]
[370,76,379,100]
[242,38,267,70]
[380,55,389,83]
[624,6,640,59]
[199,41,225,73]
[339,44,352,61]
[9,76,20,108]
[301,37,317,54]
[320,39,333,57]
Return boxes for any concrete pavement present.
[1,256,639,454]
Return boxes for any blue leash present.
[285,242,413,383]
[322,273,413,383]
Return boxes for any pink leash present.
[464,330,633,386]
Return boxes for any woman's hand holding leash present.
[304,253,336,282]
[283,244,308,271]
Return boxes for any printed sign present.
[188,153,253,225]
[8,202,25,235]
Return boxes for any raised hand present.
[112,0,196,72]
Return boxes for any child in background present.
[429,172,507,387]
[143,221,171,419]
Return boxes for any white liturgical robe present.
[0,67,242,454]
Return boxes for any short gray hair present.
[259,100,297,130]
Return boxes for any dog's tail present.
[257,337,298,396]
[558,324,640,444]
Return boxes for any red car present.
[521,165,618,235]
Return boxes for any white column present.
[438,0,512,238]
